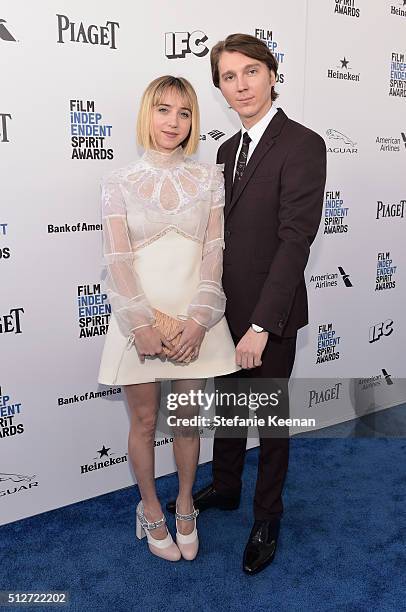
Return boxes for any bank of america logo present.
[208,129,225,141]
[0,19,16,41]
[402,132,406,149]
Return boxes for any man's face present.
[217,51,276,129]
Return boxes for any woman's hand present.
[132,326,174,363]
[166,319,206,363]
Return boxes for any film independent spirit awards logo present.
[70,99,114,160]
[165,29,208,59]
[324,190,349,235]
[254,28,286,85]
[316,323,341,364]
[77,283,111,339]
[0,385,24,441]
[333,0,360,18]
[0,222,10,260]
[376,252,397,291]
[389,51,406,98]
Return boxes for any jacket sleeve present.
[101,177,155,339]
[249,131,327,336]
[186,164,227,329]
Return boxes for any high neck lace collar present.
[142,145,186,169]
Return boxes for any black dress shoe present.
[166,483,240,514]
[243,519,280,575]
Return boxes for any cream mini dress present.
[97,145,239,385]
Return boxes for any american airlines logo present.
[0,19,16,42]
[338,266,353,287]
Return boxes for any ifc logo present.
[165,31,208,59]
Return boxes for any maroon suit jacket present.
[217,108,327,339]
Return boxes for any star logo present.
[340,57,349,69]
[97,445,110,458]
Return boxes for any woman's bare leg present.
[170,378,206,535]
[124,381,167,539]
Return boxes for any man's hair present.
[136,75,200,155]
[210,33,279,101]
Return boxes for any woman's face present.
[151,88,192,153]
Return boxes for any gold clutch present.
[152,308,184,355]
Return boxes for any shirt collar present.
[240,105,279,147]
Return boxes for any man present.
[168,33,327,574]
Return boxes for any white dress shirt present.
[233,105,279,180]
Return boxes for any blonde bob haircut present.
[136,75,200,156]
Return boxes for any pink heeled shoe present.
[175,506,200,560]
[136,501,181,561]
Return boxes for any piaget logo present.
[57,14,119,49]
[376,200,405,220]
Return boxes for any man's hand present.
[236,328,269,369]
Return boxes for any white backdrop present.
[1,0,405,525]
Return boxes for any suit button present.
[224,230,231,237]
[278,320,284,329]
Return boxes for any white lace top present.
[101,145,227,339]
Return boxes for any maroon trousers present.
[212,332,297,520]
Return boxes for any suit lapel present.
[223,132,241,212]
[225,109,288,221]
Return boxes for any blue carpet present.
[1,438,405,612]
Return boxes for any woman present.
[98,75,239,561]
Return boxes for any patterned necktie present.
[234,131,251,185]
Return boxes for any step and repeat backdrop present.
[1,0,405,525]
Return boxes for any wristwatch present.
[251,323,265,333]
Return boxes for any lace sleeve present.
[101,177,155,338]
[186,165,227,329]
